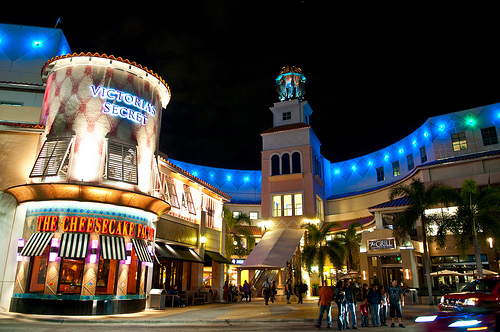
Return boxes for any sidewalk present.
[0,296,439,326]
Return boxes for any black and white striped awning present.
[20,232,53,257]
[59,233,89,259]
[131,238,153,262]
[100,235,126,260]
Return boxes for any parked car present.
[439,277,500,312]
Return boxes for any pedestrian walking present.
[379,285,388,326]
[315,285,334,328]
[285,279,292,304]
[242,280,251,302]
[368,284,381,327]
[270,281,276,303]
[388,279,405,328]
[344,279,357,329]
[359,299,369,327]
[262,277,271,305]
[296,280,304,304]
[334,280,347,330]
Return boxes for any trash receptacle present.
[404,289,418,304]
[150,289,166,309]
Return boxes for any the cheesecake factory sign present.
[36,215,154,241]
[368,238,396,250]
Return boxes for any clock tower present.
[261,66,326,228]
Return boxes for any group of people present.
[223,280,254,303]
[316,279,405,329]
[262,277,309,305]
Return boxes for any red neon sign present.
[36,215,154,241]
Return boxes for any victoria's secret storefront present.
[6,53,171,315]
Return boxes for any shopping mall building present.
[1,22,500,314]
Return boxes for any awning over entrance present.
[240,228,305,269]
[20,232,53,257]
[205,250,231,264]
[131,238,154,262]
[100,235,126,260]
[59,233,89,259]
[155,242,204,263]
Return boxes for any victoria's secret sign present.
[37,215,154,241]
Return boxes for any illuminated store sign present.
[368,238,396,250]
[90,85,156,125]
[36,215,154,241]
[231,258,245,265]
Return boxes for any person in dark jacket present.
[368,284,381,327]
[345,279,357,329]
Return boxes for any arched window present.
[271,155,280,176]
[282,153,290,174]
[292,152,301,173]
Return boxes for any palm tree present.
[445,180,500,277]
[389,178,459,305]
[222,207,255,276]
[301,222,345,286]
[336,222,362,271]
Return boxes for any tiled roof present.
[261,122,310,134]
[368,196,413,210]
[324,215,375,232]
[162,158,231,201]
[41,52,171,96]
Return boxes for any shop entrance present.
[380,266,403,288]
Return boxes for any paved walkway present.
[0,296,439,326]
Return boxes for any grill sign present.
[368,238,396,250]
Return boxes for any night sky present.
[3,3,500,170]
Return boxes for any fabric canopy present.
[240,228,305,269]
[155,242,204,263]
[205,250,231,264]
[20,232,53,257]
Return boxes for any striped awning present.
[20,232,53,257]
[100,235,126,260]
[59,233,89,259]
[131,238,153,262]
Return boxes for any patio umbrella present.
[337,270,359,280]
[464,269,498,276]
[430,269,462,276]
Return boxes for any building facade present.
[0,23,228,315]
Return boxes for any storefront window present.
[127,249,140,294]
[58,258,84,294]
[28,246,49,293]
[96,259,118,295]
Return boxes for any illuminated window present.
[166,178,179,208]
[127,247,141,294]
[481,127,499,146]
[28,246,49,293]
[249,211,259,219]
[58,258,84,294]
[406,154,414,170]
[316,196,324,221]
[376,166,385,182]
[183,185,196,215]
[392,161,400,177]
[30,137,73,178]
[420,146,427,163]
[233,211,242,219]
[106,141,138,184]
[451,132,467,151]
[96,259,118,295]
[272,193,303,217]
[283,111,291,120]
